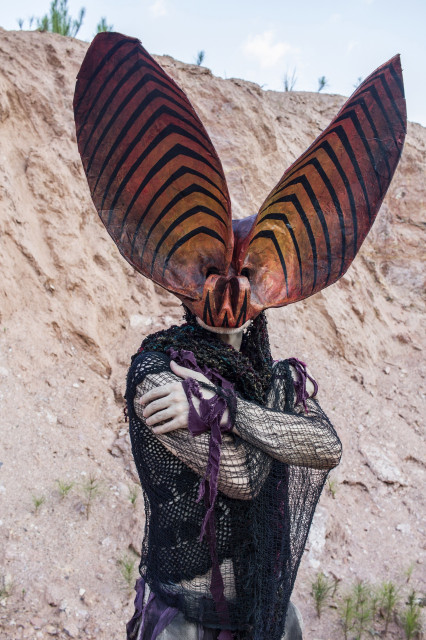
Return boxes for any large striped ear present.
[73,32,233,300]
[235,55,406,310]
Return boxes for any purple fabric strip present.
[287,357,319,412]
[141,591,156,633]
[150,603,181,638]
[126,576,180,640]
[167,348,235,629]
[126,576,146,639]
[168,348,234,391]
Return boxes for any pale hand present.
[139,360,220,435]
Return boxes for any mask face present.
[178,271,254,329]
[74,33,406,328]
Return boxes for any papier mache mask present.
[74,33,406,329]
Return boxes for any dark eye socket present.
[206,267,221,278]
[241,268,250,280]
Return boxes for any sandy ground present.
[0,28,424,639]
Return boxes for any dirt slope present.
[0,28,424,639]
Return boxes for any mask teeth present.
[196,316,252,334]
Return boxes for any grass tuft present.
[118,553,137,595]
[400,590,423,639]
[404,563,415,584]
[352,580,373,639]
[339,593,355,640]
[326,476,338,499]
[32,494,46,513]
[128,484,139,507]
[0,574,13,601]
[322,570,423,638]
[80,473,101,520]
[56,479,74,499]
[311,571,338,618]
[378,580,400,634]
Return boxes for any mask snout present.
[199,273,251,328]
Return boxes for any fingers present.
[152,415,188,435]
[142,395,170,418]
[170,360,191,378]
[170,360,211,384]
[141,381,181,405]
[146,407,185,426]
[139,375,189,432]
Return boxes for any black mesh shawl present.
[125,315,342,639]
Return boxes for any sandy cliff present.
[0,29,424,639]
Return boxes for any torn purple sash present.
[167,348,235,636]
[287,357,318,412]
[126,576,179,640]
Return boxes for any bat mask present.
[74,33,406,329]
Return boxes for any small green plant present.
[128,484,139,507]
[56,479,74,498]
[118,554,137,593]
[21,16,35,29]
[311,571,338,618]
[400,590,422,639]
[195,50,205,66]
[32,494,46,513]
[318,76,329,92]
[327,476,338,499]
[80,473,101,520]
[36,0,85,37]
[337,576,423,639]
[283,68,297,92]
[340,593,355,640]
[378,580,399,634]
[404,563,415,584]
[354,76,363,89]
[0,575,13,600]
[369,588,380,621]
[352,580,373,639]
[96,17,113,33]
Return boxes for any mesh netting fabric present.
[126,342,341,639]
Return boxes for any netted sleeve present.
[132,352,272,500]
[232,360,342,470]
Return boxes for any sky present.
[2,0,425,126]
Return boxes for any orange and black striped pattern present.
[74,32,233,301]
[236,55,406,310]
[74,34,406,328]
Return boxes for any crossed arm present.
[134,357,342,500]
[135,367,272,500]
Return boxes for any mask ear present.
[236,55,406,309]
[74,32,233,300]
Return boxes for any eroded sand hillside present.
[0,28,424,639]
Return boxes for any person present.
[73,32,406,640]
[124,307,340,640]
